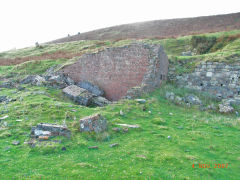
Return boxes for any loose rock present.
[61,147,67,151]
[88,146,98,149]
[119,110,124,116]
[63,85,93,106]
[0,96,8,103]
[0,115,9,120]
[110,143,119,148]
[123,128,129,133]
[77,81,104,96]
[219,104,234,113]
[12,140,20,145]
[92,96,111,107]
[184,94,202,105]
[0,82,14,88]
[112,127,121,132]
[32,75,46,86]
[135,99,146,104]
[38,136,49,140]
[116,124,140,128]
[31,123,71,138]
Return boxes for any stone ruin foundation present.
[61,43,169,101]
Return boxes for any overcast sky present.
[0,0,239,52]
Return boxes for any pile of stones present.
[63,84,110,107]
[31,123,71,139]
[19,72,111,107]
[165,91,238,114]
[165,92,202,106]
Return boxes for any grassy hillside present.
[0,29,240,179]
[0,84,239,179]
[48,12,240,43]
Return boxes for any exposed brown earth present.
[49,12,240,43]
[0,51,82,66]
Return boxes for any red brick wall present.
[61,44,168,100]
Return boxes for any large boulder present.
[63,85,93,106]
[79,114,107,133]
[77,81,104,96]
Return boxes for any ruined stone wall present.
[61,43,168,101]
[169,61,240,99]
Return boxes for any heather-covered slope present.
[49,12,240,43]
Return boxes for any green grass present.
[0,40,134,59]
[1,29,240,78]
[0,85,239,179]
[1,30,240,60]
[0,59,67,80]
[0,29,240,179]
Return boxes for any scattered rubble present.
[135,99,146,104]
[0,96,8,103]
[88,146,98,149]
[116,124,140,128]
[112,127,121,132]
[122,128,129,133]
[181,51,192,56]
[110,143,119,148]
[0,115,9,120]
[119,110,124,116]
[165,92,175,101]
[31,123,71,138]
[77,81,104,96]
[12,140,20,145]
[184,94,202,105]
[61,147,67,151]
[63,85,93,106]
[20,73,75,89]
[92,96,111,107]
[166,92,202,105]
[219,104,234,113]
[0,81,15,88]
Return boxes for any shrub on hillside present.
[191,35,217,54]
[210,34,240,52]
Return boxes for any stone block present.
[79,114,107,133]
[31,123,71,138]
[77,81,104,96]
[63,85,93,106]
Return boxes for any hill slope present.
[1,13,240,179]
[49,12,240,43]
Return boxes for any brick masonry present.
[61,43,169,101]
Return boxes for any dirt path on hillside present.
[0,51,82,66]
